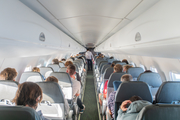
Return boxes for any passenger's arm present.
[120,100,132,112]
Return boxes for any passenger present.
[122,59,129,64]
[109,56,114,59]
[117,96,151,120]
[52,58,59,64]
[85,49,94,71]
[99,64,123,106]
[0,67,17,81]
[123,65,133,73]
[66,64,85,113]
[12,82,49,120]
[107,74,133,120]
[111,63,115,67]
[32,67,45,80]
[45,76,70,116]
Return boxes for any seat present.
[136,104,180,120]
[138,72,162,98]
[0,80,18,101]
[112,61,121,64]
[59,67,67,72]
[0,106,41,120]
[127,67,144,81]
[36,82,72,120]
[116,62,127,66]
[50,72,72,100]
[19,72,44,83]
[39,67,53,77]
[59,62,65,67]
[114,81,153,120]
[155,81,180,104]
[48,64,60,72]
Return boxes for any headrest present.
[115,81,153,104]
[155,81,180,103]
[104,67,114,79]
[59,62,65,67]
[113,81,122,91]
[0,80,18,87]
[19,72,44,84]
[101,64,111,74]
[47,64,60,72]
[138,72,162,87]
[112,61,121,64]
[50,72,72,87]
[136,104,180,120]
[59,67,67,72]
[116,62,127,66]
[127,67,144,78]
[108,72,126,87]
[0,106,41,120]
[36,82,65,103]
[39,67,53,76]
[98,61,108,68]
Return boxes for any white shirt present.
[85,51,93,60]
[71,78,81,97]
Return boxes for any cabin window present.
[37,64,42,68]
[139,64,146,71]
[150,67,158,73]
[24,65,32,72]
[169,71,180,81]
[129,61,136,67]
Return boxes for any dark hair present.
[129,95,142,102]
[144,70,152,73]
[67,64,76,76]
[122,59,129,64]
[61,58,66,61]
[65,61,73,67]
[45,76,58,83]
[13,82,42,108]
[0,68,17,80]
[121,74,133,82]
[114,64,123,72]
[109,56,114,59]
[111,63,115,67]
[52,59,59,64]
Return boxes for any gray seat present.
[0,106,41,120]
[138,72,162,98]
[59,62,65,67]
[98,61,108,70]
[39,67,53,77]
[19,72,44,83]
[112,61,121,64]
[116,62,127,66]
[136,104,180,120]
[101,64,111,75]
[114,81,153,120]
[59,67,67,72]
[155,81,180,104]
[48,64,60,72]
[127,67,144,81]
[103,67,114,80]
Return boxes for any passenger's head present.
[144,70,152,73]
[65,61,73,67]
[129,95,142,102]
[0,68,17,81]
[123,65,133,73]
[61,58,66,61]
[122,59,129,64]
[52,59,59,64]
[121,74,133,82]
[113,64,123,73]
[66,64,76,77]
[45,76,58,83]
[32,67,40,72]
[13,82,42,109]
[109,56,114,59]
[111,63,115,67]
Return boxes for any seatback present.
[138,72,162,97]
[19,72,44,83]
[136,104,180,120]
[50,72,72,100]
[107,59,115,63]
[59,62,65,67]
[101,64,111,75]
[112,61,121,64]
[114,81,153,119]
[155,81,180,104]
[127,67,144,81]
[107,72,126,99]
[99,61,108,72]
[116,62,127,66]
[0,80,18,101]
[103,67,114,80]
[39,67,53,77]
[48,64,60,72]
[0,106,41,120]
[96,58,104,68]
[59,67,67,72]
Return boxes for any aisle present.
[80,71,99,120]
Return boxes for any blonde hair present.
[32,67,40,72]
[123,65,133,73]
[114,64,123,72]
[121,74,133,82]
[52,59,59,64]
[45,76,58,83]
[0,68,17,80]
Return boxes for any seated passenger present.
[45,76,69,116]
[99,64,123,106]
[32,67,45,80]
[52,58,59,64]
[122,59,129,64]
[117,96,151,120]
[107,74,133,120]
[123,65,133,73]
[66,64,85,113]
[13,82,49,120]
[61,58,66,63]
[0,67,17,81]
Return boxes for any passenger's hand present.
[120,100,132,111]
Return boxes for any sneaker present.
[79,104,85,114]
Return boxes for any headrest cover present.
[108,72,126,87]
[127,67,144,78]
[113,81,122,91]
[19,72,43,84]
[116,62,127,66]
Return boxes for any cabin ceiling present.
[20,0,159,48]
